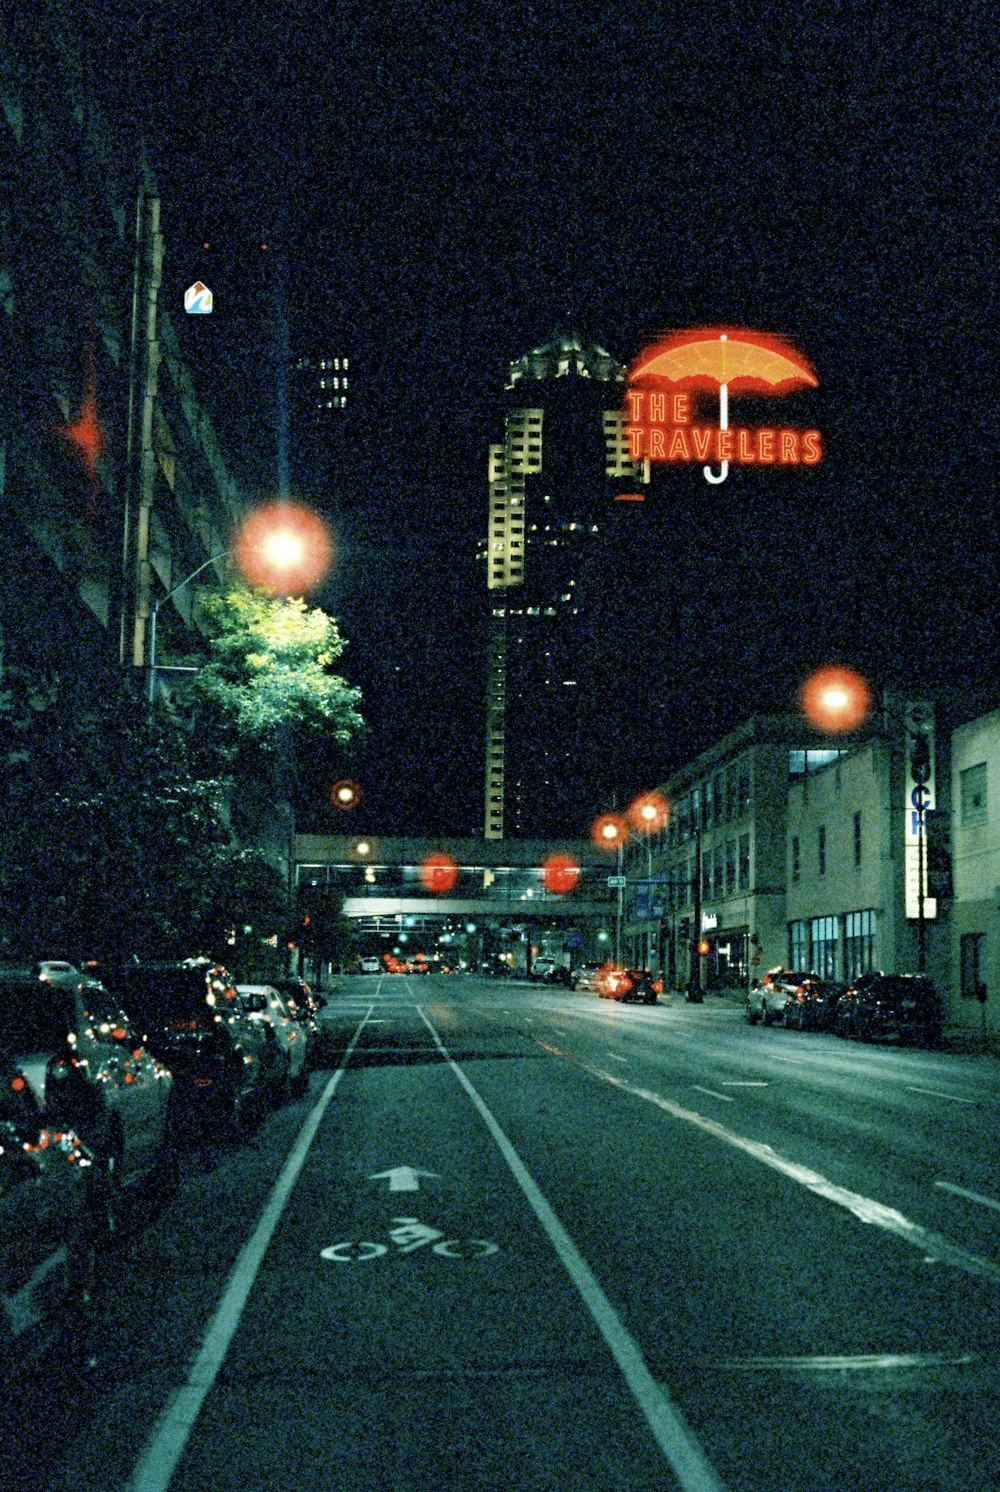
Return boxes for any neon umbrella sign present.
[626,328,822,484]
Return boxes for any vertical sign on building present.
[904,700,937,920]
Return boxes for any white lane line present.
[417,1006,727,1492]
[125,1005,374,1492]
[608,1053,628,1063]
[571,1059,1000,1284]
[721,1352,977,1372]
[906,1086,977,1105]
[721,1081,769,1088]
[935,1180,1000,1214]
[691,1086,735,1103]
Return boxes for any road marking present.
[368,1165,441,1193]
[570,1058,1000,1284]
[906,1086,976,1105]
[125,1005,374,1492]
[417,1006,727,1492]
[721,1352,977,1372]
[691,1086,735,1103]
[608,1053,628,1063]
[935,1180,1000,1213]
[721,1081,769,1087]
[364,1018,386,1025]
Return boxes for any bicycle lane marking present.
[124,1004,376,1492]
[415,1004,728,1492]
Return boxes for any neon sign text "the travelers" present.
[626,328,823,484]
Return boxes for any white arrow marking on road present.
[368,1166,441,1193]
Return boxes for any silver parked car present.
[746,968,817,1027]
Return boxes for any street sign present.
[607,875,627,888]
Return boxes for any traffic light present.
[697,938,711,957]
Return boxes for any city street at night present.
[9,975,999,1492]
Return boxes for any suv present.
[0,970,175,1238]
[834,973,942,1045]
[0,1045,97,1374]
[101,961,282,1135]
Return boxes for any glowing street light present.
[234,501,333,594]
[799,664,872,734]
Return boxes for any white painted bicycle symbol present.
[320,1216,500,1263]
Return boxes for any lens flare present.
[591,813,628,851]
[541,854,581,895]
[799,664,872,734]
[628,792,670,834]
[419,853,459,894]
[235,501,333,593]
[330,779,361,810]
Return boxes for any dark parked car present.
[783,977,847,1032]
[834,973,943,1045]
[100,961,284,1135]
[746,968,817,1026]
[0,1047,97,1375]
[0,970,176,1239]
[271,978,333,1067]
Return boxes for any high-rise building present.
[481,331,646,841]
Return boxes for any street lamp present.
[147,549,231,702]
[629,792,670,974]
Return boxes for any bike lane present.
[134,998,721,1492]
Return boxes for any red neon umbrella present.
[630,329,818,484]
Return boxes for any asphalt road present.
[8,975,1000,1491]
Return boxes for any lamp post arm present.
[147,548,232,703]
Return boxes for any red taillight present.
[193,1077,214,1088]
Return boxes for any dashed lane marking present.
[691,1086,735,1103]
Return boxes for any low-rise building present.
[950,709,1000,1040]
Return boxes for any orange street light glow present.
[799,664,873,734]
[592,813,628,850]
[628,792,670,834]
[419,854,459,894]
[235,502,333,593]
[330,779,361,810]
[541,854,581,895]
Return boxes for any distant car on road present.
[530,957,557,982]
[573,964,602,992]
[360,958,381,975]
[834,973,942,1045]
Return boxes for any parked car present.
[746,968,817,1026]
[359,958,381,974]
[236,986,310,1097]
[834,973,942,1045]
[100,961,281,1136]
[0,969,176,1239]
[573,963,602,992]
[783,977,847,1032]
[596,965,656,1003]
[0,1047,98,1376]
[270,977,332,1066]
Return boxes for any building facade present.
[481,331,645,842]
[950,709,1000,1039]
[622,716,847,988]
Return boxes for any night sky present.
[77,0,996,835]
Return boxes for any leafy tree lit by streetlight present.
[799,664,872,734]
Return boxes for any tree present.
[0,667,290,962]
[189,587,364,756]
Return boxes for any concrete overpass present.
[294,834,618,971]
